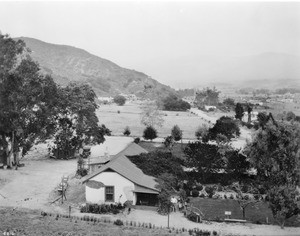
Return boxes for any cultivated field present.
[97,102,218,139]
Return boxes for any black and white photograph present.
[0,0,299,235]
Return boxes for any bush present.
[134,137,140,144]
[123,126,131,136]
[191,189,199,197]
[143,126,157,141]
[80,203,125,215]
[195,184,203,191]
[229,194,235,200]
[114,219,124,226]
[113,95,126,106]
[205,186,216,198]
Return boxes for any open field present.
[0,208,177,236]
[96,102,211,139]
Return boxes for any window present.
[105,186,114,202]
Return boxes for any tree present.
[113,95,126,106]
[232,183,259,220]
[226,149,250,181]
[286,111,296,121]
[207,116,240,141]
[246,104,253,123]
[123,126,131,136]
[195,87,220,107]
[163,136,175,153]
[268,186,300,228]
[128,151,185,180]
[0,35,62,167]
[156,173,178,214]
[171,125,183,142]
[195,124,209,141]
[49,83,111,159]
[184,142,226,183]
[245,121,300,227]
[256,112,269,128]
[223,98,235,107]
[140,102,164,128]
[162,94,191,111]
[143,126,157,141]
[235,103,244,121]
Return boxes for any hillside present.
[18,37,175,97]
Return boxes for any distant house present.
[82,142,159,206]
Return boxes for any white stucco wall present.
[86,171,136,205]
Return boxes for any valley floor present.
[0,138,299,235]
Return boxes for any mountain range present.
[18,37,175,97]
[18,37,300,95]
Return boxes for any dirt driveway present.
[0,155,77,211]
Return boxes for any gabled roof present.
[90,141,148,165]
[114,142,148,158]
[82,143,158,193]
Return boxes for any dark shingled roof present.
[82,142,159,193]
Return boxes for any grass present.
[0,207,186,236]
[97,102,209,139]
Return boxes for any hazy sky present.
[0,1,300,88]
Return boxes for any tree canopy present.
[0,35,62,165]
[184,142,226,183]
[207,116,240,141]
[0,34,110,163]
[140,102,164,128]
[142,126,157,141]
[113,95,126,106]
[235,103,244,120]
[171,125,183,142]
[162,94,191,111]
[195,87,220,107]
[245,121,300,227]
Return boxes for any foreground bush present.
[80,203,125,214]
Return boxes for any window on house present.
[105,186,114,202]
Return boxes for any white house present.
[82,143,159,206]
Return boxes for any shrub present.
[229,194,235,200]
[205,186,216,198]
[123,126,131,136]
[134,137,140,144]
[143,126,157,141]
[114,219,124,226]
[191,189,199,197]
[113,95,126,106]
[196,184,203,191]
[80,203,125,215]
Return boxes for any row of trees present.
[0,34,110,164]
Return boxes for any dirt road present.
[0,158,77,211]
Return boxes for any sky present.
[0,1,300,88]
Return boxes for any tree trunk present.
[248,112,251,124]
[280,220,285,229]
[242,207,246,220]
[14,151,19,170]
